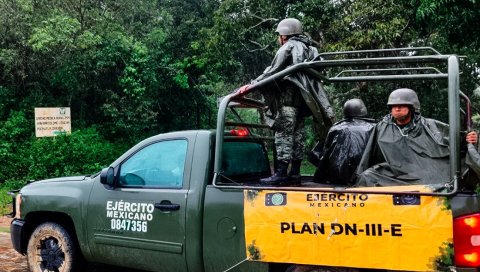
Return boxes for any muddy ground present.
[0,216,13,229]
[0,217,146,272]
[0,231,28,272]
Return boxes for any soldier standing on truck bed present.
[354,88,478,187]
[237,18,334,185]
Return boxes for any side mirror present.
[100,167,115,186]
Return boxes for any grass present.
[0,227,9,233]
[301,161,316,175]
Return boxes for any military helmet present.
[343,99,368,118]
[275,18,303,36]
[387,88,420,113]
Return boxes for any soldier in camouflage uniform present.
[237,18,327,185]
[273,96,306,181]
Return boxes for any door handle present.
[154,203,180,211]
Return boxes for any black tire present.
[27,222,83,272]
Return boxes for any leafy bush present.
[0,115,128,214]
[26,127,127,181]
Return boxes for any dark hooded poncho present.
[313,118,376,185]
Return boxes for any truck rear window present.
[221,141,270,179]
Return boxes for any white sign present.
[106,201,154,233]
[34,107,71,137]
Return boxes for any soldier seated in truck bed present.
[354,88,478,187]
[312,99,375,185]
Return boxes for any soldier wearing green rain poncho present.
[237,18,334,186]
[354,88,478,187]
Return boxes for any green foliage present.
[415,0,480,46]
[0,112,126,189]
[1,0,480,200]
[0,111,33,186]
[301,161,317,175]
[0,109,128,213]
[120,41,151,97]
[29,13,82,51]
[325,0,416,50]
[26,128,126,181]
[0,86,17,120]
[0,187,15,216]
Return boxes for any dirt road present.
[0,232,28,272]
[0,230,146,272]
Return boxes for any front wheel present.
[27,222,82,272]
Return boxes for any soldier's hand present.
[237,84,251,94]
[466,131,478,144]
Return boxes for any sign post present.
[34,107,71,137]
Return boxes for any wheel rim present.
[35,236,65,272]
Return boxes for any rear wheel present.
[27,222,82,272]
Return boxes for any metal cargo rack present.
[213,47,470,196]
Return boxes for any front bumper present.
[10,219,25,254]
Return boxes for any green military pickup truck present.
[8,48,480,272]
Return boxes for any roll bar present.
[214,48,465,196]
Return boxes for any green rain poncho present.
[354,113,479,187]
[253,35,335,140]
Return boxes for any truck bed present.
[225,175,339,188]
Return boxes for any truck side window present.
[119,139,188,188]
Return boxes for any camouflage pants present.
[274,106,305,162]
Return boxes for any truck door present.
[86,137,192,272]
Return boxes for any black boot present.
[288,160,302,185]
[260,161,289,185]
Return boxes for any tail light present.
[230,129,248,137]
[454,213,480,267]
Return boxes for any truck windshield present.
[221,141,270,180]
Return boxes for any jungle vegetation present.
[1,0,479,198]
